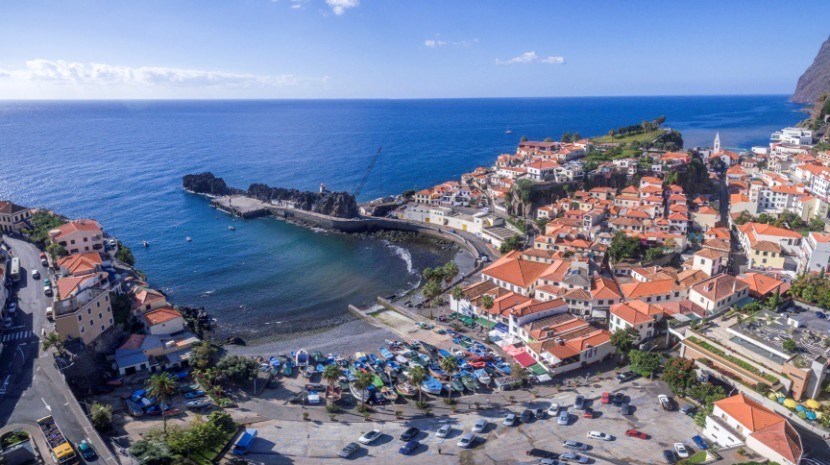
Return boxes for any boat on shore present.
[474,368,491,386]
[302,366,315,378]
[325,385,342,402]
[349,382,373,402]
[295,349,309,367]
[380,386,398,402]
[421,376,443,395]
[461,373,478,391]
[185,398,212,409]
[450,377,465,393]
[395,382,417,398]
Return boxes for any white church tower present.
[713,132,721,153]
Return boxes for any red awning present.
[514,351,536,368]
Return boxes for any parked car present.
[473,419,488,433]
[358,429,382,445]
[338,442,360,458]
[436,425,451,438]
[616,371,638,383]
[41,258,48,267]
[521,409,534,422]
[612,392,625,406]
[540,459,565,465]
[548,403,560,415]
[583,408,595,419]
[658,395,676,411]
[625,429,649,439]
[680,405,697,417]
[620,403,634,415]
[400,427,419,441]
[457,433,476,448]
[503,413,519,426]
[31,269,40,279]
[560,452,590,463]
[673,443,689,458]
[563,440,589,451]
[692,435,709,450]
[574,395,586,410]
[534,407,546,419]
[526,448,557,458]
[398,440,419,455]
[557,409,570,425]
[78,440,97,461]
[587,431,612,441]
[663,450,677,464]
[600,392,610,404]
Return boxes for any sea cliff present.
[183,172,359,218]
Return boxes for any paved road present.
[0,235,118,464]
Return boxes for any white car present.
[587,431,612,441]
[472,419,488,433]
[457,433,476,448]
[674,443,689,458]
[503,413,518,426]
[357,429,382,445]
[436,425,451,438]
[31,269,40,279]
[548,403,560,415]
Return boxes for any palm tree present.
[450,286,464,312]
[42,332,64,355]
[440,357,459,403]
[408,365,426,404]
[146,373,177,436]
[322,364,342,396]
[353,371,373,412]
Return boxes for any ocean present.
[0,96,804,341]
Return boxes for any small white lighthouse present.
[713,132,721,153]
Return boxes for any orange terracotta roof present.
[751,240,782,253]
[691,274,749,302]
[740,222,803,240]
[749,419,802,464]
[620,278,678,299]
[57,252,102,275]
[51,219,102,241]
[738,272,784,296]
[715,394,786,432]
[591,276,622,299]
[143,306,182,326]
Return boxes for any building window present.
[78,315,82,322]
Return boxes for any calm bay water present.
[0,96,803,340]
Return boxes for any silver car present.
[557,409,570,425]
[457,433,476,448]
[473,419,488,433]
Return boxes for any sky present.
[0,0,827,99]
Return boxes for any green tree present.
[353,370,374,411]
[782,338,797,353]
[480,294,494,312]
[544,137,554,142]
[765,288,783,310]
[189,341,217,371]
[46,243,67,261]
[130,439,173,465]
[215,355,258,385]
[628,350,662,378]
[90,402,113,431]
[22,211,67,247]
[408,365,426,404]
[663,358,697,396]
[422,281,442,302]
[42,331,64,355]
[608,231,643,262]
[442,261,459,281]
[499,235,524,253]
[115,242,136,266]
[610,327,638,360]
[450,286,465,310]
[402,189,416,199]
[561,132,572,143]
[511,362,529,382]
[644,247,666,263]
[322,364,342,392]
[733,211,754,225]
[207,410,235,432]
[520,135,528,142]
[439,357,459,403]
[146,373,177,436]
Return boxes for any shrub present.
[90,402,113,431]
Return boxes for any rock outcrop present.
[792,35,830,104]
[182,172,242,197]
[183,172,359,218]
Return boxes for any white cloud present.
[290,0,308,10]
[496,51,565,65]
[0,59,329,98]
[424,37,478,48]
[424,39,447,48]
[326,0,358,15]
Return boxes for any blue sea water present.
[0,96,804,339]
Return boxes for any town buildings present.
[0,200,32,233]
[49,219,104,255]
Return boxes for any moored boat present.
[461,373,478,391]
[421,376,443,395]
[395,382,417,398]
[282,361,294,376]
[295,349,309,367]
[379,347,394,360]
[450,377,465,393]
[349,382,372,402]
[474,368,491,386]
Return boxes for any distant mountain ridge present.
[791,35,830,104]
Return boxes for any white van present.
[45,306,53,320]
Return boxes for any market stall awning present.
[514,351,536,368]
[475,317,497,329]
[504,344,524,356]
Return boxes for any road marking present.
[41,397,51,411]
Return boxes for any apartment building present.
[0,200,32,233]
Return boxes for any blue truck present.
[232,429,258,456]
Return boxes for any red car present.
[625,429,649,439]
[601,392,610,404]
[583,408,595,419]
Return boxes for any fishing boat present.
[282,361,294,376]
[505,126,512,134]
[378,347,394,360]
[380,386,398,402]
[186,236,192,242]
[428,364,447,379]
[437,349,452,360]
[450,377,465,393]
[421,376,443,395]
[394,354,409,365]
[185,398,212,409]
[269,356,281,368]
[474,368,492,386]
[395,382,417,398]
[295,349,309,367]
[349,382,373,402]
[316,363,326,373]
[371,375,385,389]
[492,362,512,375]
[461,373,479,391]
[302,366,315,378]
[228,226,235,231]
[142,240,149,247]
[325,385,342,402]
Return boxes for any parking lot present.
[240,375,702,465]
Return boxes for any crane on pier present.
[352,146,382,199]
